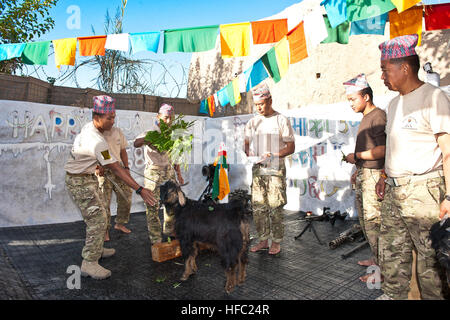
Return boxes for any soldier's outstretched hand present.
[140,188,157,207]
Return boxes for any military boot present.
[101,247,116,258]
[81,260,111,280]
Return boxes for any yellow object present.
[390,0,421,13]
[220,22,251,58]
[389,8,423,45]
[274,36,290,79]
[52,38,77,69]
[232,78,241,105]
[218,165,230,200]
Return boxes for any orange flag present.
[251,19,288,44]
[78,36,107,56]
[287,21,308,64]
[389,7,423,45]
[207,95,215,117]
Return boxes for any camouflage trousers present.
[379,174,446,300]
[251,163,287,243]
[65,173,107,262]
[144,165,177,243]
[97,168,133,230]
[355,167,382,265]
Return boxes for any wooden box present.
[151,240,182,262]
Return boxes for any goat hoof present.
[180,275,190,281]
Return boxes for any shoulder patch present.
[101,150,111,160]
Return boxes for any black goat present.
[159,180,250,294]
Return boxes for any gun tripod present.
[295,220,324,245]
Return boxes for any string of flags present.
[0,1,449,113]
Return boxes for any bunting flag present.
[226,78,241,106]
[199,99,208,114]
[52,38,77,68]
[274,36,290,79]
[105,33,130,52]
[212,149,230,201]
[220,22,251,58]
[346,0,396,22]
[350,13,388,35]
[217,86,230,106]
[321,0,348,28]
[21,41,50,65]
[303,8,329,48]
[424,4,450,31]
[129,32,160,54]
[321,15,350,44]
[251,19,288,44]
[390,0,421,13]
[389,7,423,45]
[163,25,219,53]
[0,43,26,61]
[78,36,107,56]
[287,21,308,64]
[423,0,450,3]
[243,59,269,91]
[261,46,281,83]
[207,95,215,116]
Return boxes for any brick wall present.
[0,74,249,117]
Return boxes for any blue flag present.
[321,0,347,28]
[350,13,388,35]
[0,43,26,61]
[217,87,230,107]
[129,32,161,54]
[199,99,208,114]
[244,59,269,91]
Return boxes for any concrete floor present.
[0,210,383,301]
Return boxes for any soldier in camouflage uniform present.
[65,95,156,280]
[134,104,184,244]
[375,35,450,300]
[342,74,386,282]
[244,83,295,255]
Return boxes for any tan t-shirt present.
[65,122,117,174]
[244,111,295,157]
[103,127,128,166]
[385,83,450,177]
[135,120,170,167]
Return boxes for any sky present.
[24,0,303,97]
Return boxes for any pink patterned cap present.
[159,103,174,116]
[93,95,115,114]
[378,34,418,61]
[252,83,271,102]
[343,73,370,94]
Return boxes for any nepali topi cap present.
[343,73,370,95]
[158,103,174,116]
[378,34,418,61]
[93,95,115,114]
[252,83,271,102]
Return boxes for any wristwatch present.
[445,195,450,201]
[136,186,143,195]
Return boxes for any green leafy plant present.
[144,115,195,170]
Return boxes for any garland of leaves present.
[144,114,195,170]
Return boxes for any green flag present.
[163,25,219,53]
[321,15,350,45]
[261,47,281,83]
[21,41,51,65]
[346,0,396,22]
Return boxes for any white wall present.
[0,95,398,227]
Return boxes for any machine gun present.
[299,207,348,226]
[295,207,348,245]
[329,224,364,249]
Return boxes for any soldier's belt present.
[66,172,96,177]
[386,169,444,187]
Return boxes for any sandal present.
[250,241,269,252]
[268,242,281,255]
